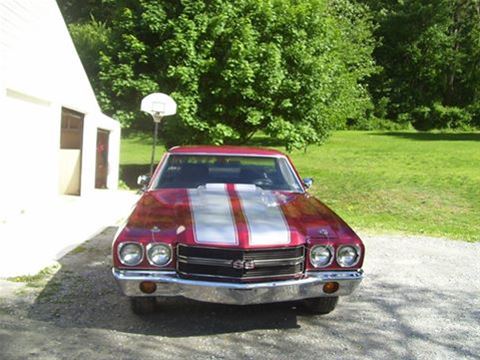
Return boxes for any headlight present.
[337,245,360,267]
[118,243,143,266]
[310,245,334,268]
[146,243,172,267]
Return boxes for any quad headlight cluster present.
[146,243,172,266]
[118,242,172,267]
[310,245,334,268]
[336,245,360,267]
[118,243,144,266]
[310,245,360,268]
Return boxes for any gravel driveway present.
[0,228,479,360]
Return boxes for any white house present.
[0,0,121,219]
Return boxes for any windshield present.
[154,154,303,192]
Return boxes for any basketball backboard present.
[141,93,177,122]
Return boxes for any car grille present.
[176,245,305,282]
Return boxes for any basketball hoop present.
[141,93,177,122]
[141,93,177,176]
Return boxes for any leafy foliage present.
[365,0,480,129]
[59,0,376,150]
[60,0,480,134]
[409,103,472,131]
[57,0,114,23]
[68,19,111,93]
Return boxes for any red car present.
[112,146,364,315]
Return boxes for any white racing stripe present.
[188,185,238,245]
[237,187,291,246]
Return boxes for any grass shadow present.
[374,131,480,142]
[122,130,167,146]
[245,135,285,148]
[120,164,150,189]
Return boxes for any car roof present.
[168,145,286,157]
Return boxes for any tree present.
[67,19,111,94]
[365,0,480,129]
[101,0,377,149]
[61,0,376,149]
[57,0,114,23]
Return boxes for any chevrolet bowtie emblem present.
[232,259,255,270]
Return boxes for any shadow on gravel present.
[27,227,301,337]
[26,227,479,359]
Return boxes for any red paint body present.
[113,146,364,273]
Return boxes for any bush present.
[410,106,433,131]
[346,116,411,130]
[433,103,472,129]
[467,102,480,128]
[411,103,472,131]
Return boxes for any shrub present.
[410,106,433,131]
[433,103,472,129]
[347,116,411,130]
[411,103,472,130]
[467,102,480,128]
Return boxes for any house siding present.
[0,0,120,219]
[0,0,100,111]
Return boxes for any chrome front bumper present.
[112,269,364,305]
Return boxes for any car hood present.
[125,184,357,249]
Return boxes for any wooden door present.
[59,108,84,195]
[95,129,109,189]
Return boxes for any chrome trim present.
[303,178,314,189]
[177,255,305,268]
[176,270,305,281]
[117,242,144,267]
[152,153,305,193]
[178,256,233,267]
[336,244,361,268]
[250,256,304,263]
[177,244,304,252]
[168,152,287,158]
[112,268,364,305]
[149,153,171,190]
[249,257,304,267]
[310,245,334,268]
[145,243,173,267]
[176,245,305,279]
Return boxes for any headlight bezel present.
[146,243,173,267]
[336,244,361,268]
[118,242,144,266]
[310,245,334,268]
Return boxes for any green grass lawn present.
[121,131,480,242]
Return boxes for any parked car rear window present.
[154,155,303,191]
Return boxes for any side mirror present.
[137,174,151,191]
[303,177,314,189]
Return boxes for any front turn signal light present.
[323,282,339,294]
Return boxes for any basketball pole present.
[150,117,162,177]
[141,93,176,179]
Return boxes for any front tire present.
[130,297,156,315]
[302,297,338,315]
